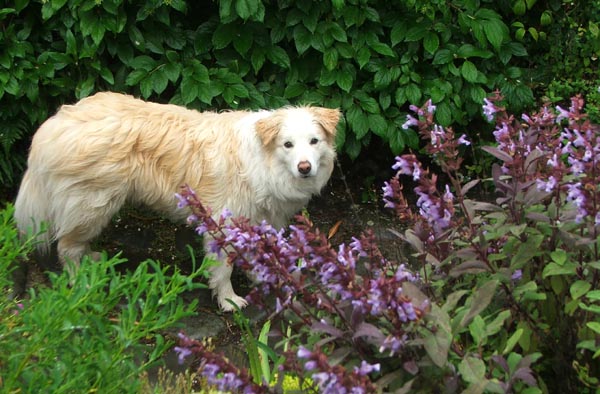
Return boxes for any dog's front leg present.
[207,258,249,312]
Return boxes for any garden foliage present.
[2,0,599,187]
[174,96,600,393]
[0,205,206,393]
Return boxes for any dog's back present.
[15,93,208,251]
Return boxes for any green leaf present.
[344,133,361,159]
[513,0,526,15]
[66,29,77,56]
[180,75,199,104]
[405,84,421,106]
[358,96,379,114]
[503,328,524,354]
[356,46,371,69]
[370,42,395,57]
[570,280,592,300]
[368,114,387,137]
[323,48,339,71]
[469,315,486,345]
[586,322,600,335]
[390,23,407,46]
[389,126,405,154]
[542,262,578,278]
[234,0,258,20]
[347,106,369,139]
[212,24,235,49]
[125,69,146,86]
[267,46,290,69]
[163,62,181,83]
[457,44,493,59]
[283,83,305,99]
[293,25,312,55]
[482,18,507,50]
[486,310,511,336]
[328,22,347,42]
[459,356,486,384]
[550,249,567,265]
[461,60,478,83]
[151,69,168,94]
[435,101,452,126]
[251,50,266,74]
[405,25,428,42]
[423,32,439,54]
[432,49,453,65]
[130,55,156,71]
[76,77,95,99]
[336,69,353,93]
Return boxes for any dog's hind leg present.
[55,193,125,276]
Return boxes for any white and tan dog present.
[14,92,340,311]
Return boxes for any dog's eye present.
[284,141,293,148]
[310,138,319,145]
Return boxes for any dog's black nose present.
[298,161,312,175]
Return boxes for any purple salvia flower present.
[173,346,192,364]
[536,176,557,193]
[297,346,312,359]
[555,105,571,123]
[458,134,470,145]
[511,269,523,281]
[174,193,189,209]
[482,98,498,122]
[392,156,412,174]
[402,114,419,129]
[354,361,381,376]
[568,157,585,175]
[426,100,437,113]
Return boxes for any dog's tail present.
[14,170,54,253]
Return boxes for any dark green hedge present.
[1,0,598,188]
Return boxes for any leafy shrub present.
[517,0,600,123]
[2,0,566,188]
[173,95,600,393]
[0,204,206,393]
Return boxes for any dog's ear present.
[255,113,285,146]
[310,107,341,140]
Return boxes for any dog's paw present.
[218,293,249,312]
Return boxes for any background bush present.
[1,0,598,189]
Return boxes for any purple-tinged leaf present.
[525,212,551,223]
[403,360,419,375]
[459,280,499,328]
[482,145,514,163]
[401,229,425,253]
[312,320,344,338]
[449,260,490,277]
[461,179,481,196]
[353,322,385,342]
[511,367,537,386]
[491,355,510,373]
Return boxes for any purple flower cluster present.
[174,332,266,393]
[485,93,600,225]
[384,153,457,239]
[173,185,428,391]
[296,346,379,394]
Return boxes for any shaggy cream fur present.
[14,92,340,311]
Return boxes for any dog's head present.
[256,106,341,181]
